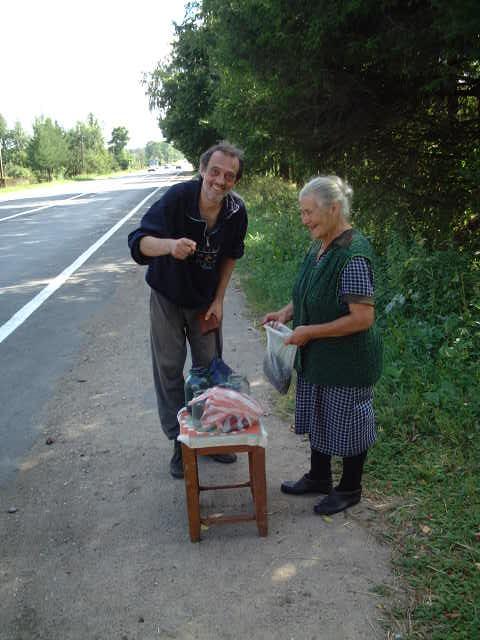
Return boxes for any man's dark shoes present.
[170,440,184,479]
[170,441,236,476]
[208,453,237,464]
[281,474,332,496]
[313,487,362,515]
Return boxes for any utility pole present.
[80,133,85,174]
[0,144,6,188]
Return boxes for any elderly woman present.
[262,176,382,515]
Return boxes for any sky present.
[1,0,189,149]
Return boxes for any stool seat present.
[177,408,268,542]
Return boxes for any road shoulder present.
[0,264,400,639]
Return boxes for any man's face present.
[200,151,239,205]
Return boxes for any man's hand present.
[171,238,197,260]
[205,298,223,323]
[139,236,196,259]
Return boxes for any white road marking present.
[0,187,161,345]
[0,192,88,223]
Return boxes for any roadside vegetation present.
[146,1,479,251]
[0,112,183,187]
[235,175,479,640]
[0,169,137,195]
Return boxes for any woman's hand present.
[284,304,374,345]
[261,303,293,326]
[261,311,283,325]
[284,325,312,347]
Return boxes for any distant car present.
[175,165,182,169]
[147,163,157,172]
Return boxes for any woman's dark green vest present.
[292,230,383,387]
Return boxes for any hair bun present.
[340,179,353,199]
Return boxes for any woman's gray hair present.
[299,175,354,219]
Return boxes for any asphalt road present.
[0,171,182,487]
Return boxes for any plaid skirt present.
[295,374,376,456]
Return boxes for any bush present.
[237,174,480,639]
[5,164,35,182]
[237,175,309,310]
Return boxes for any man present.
[128,141,247,478]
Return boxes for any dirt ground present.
[0,264,402,640]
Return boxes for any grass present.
[0,168,140,194]
[236,175,480,639]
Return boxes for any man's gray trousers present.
[150,289,220,440]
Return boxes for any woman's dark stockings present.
[310,448,368,491]
[309,449,332,485]
[337,450,368,492]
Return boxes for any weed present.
[236,175,480,639]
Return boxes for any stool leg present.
[251,447,268,537]
[182,445,201,542]
[248,451,255,499]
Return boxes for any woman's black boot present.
[313,450,367,515]
[281,449,332,495]
[313,488,362,515]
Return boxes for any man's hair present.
[199,140,244,180]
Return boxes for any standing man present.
[128,141,247,478]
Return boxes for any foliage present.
[28,116,68,181]
[235,175,310,309]
[5,164,34,181]
[143,3,222,166]
[66,114,112,177]
[147,1,480,246]
[144,141,162,165]
[108,126,130,170]
[0,111,176,186]
[0,114,7,140]
[0,118,29,172]
[0,110,187,187]
[144,140,184,165]
[129,148,146,169]
[235,175,480,639]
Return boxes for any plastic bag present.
[207,329,234,385]
[208,357,233,385]
[263,322,297,394]
[188,386,264,434]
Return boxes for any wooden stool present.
[181,442,268,542]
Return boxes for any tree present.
[0,114,7,186]
[145,141,163,165]
[143,5,222,165]
[0,114,7,147]
[28,116,68,181]
[66,113,111,176]
[5,121,30,168]
[162,141,184,164]
[144,140,184,166]
[150,0,479,243]
[129,147,146,168]
[108,126,130,169]
[0,115,31,181]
